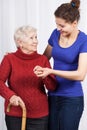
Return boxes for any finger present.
[18,97,25,107]
[34,66,43,72]
[36,73,44,77]
[34,70,43,77]
[33,66,40,71]
[10,100,18,106]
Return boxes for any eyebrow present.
[58,24,65,28]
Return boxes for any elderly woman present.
[0,26,56,130]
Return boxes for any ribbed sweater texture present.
[0,49,56,118]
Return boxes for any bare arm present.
[34,53,87,81]
[51,53,87,81]
[43,44,52,60]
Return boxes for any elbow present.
[75,70,87,81]
[77,73,86,81]
[80,75,86,81]
[79,77,85,81]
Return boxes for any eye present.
[30,37,33,39]
[57,23,65,28]
[61,25,65,28]
[35,36,37,39]
[59,24,65,28]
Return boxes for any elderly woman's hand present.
[33,65,52,78]
[9,95,25,107]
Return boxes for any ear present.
[17,39,23,48]
[73,20,78,27]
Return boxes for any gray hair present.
[14,25,37,47]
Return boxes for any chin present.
[33,49,37,52]
[61,32,70,37]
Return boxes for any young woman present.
[34,0,87,130]
[0,26,56,130]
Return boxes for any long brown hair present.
[54,0,80,23]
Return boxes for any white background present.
[0,0,87,130]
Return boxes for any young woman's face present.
[21,31,38,54]
[55,17,77,37]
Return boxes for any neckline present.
[14,48,40,60]
[57,30,81,49]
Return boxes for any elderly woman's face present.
[20,31,38,54]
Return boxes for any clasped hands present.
[33,65,51,79]
[9,66,51,107]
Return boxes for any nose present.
[33,38,38,44]
[57,26,63,31]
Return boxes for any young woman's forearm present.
[51,69,86,81]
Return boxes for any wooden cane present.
[7,102,27,130]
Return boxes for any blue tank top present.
[48,29,87,97]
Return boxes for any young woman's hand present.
[34,65,52,78]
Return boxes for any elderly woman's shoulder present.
[5,51,15,56]
[3,52,16,59]
[38,53,49,61]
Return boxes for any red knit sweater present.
[0,49,56,118]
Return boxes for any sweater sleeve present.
[42,56,57,91]
[0,55,16,100]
